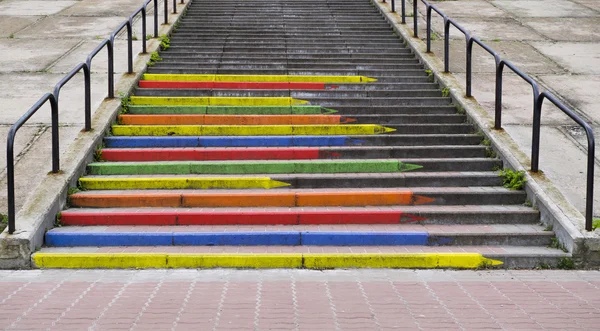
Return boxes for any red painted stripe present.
[60,211,427,226]
[100,148,324,161]
[139,81,327,90]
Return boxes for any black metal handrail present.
[6,94,58,234]
[466,36,500,97]
[5,0,177,234]
[390,0,596,229]
[86,39,115,98]
[53,63,93,132]
[534,92,596,231]
[495,59,540,130]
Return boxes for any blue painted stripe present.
[104,136,357,148]
[301,232,430,246]
[45,231,438,247]
[45,233,173,246]
[173,232,300,246]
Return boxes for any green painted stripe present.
[87,160,423,175]
[127,106,334,115]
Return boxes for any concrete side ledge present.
[372,1,599,266]
[0,2,192,269]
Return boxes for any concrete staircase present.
[32,0,569,269]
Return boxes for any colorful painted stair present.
[32,0,570,269]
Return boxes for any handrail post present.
[173,0,177,14]
[413,0,418,37]
[164,0,168,24]
[83,64,92,131]
[494,61,504,129]
[426,5,431,52]
[585,133,595,231]
[142,6,147,54]
[443,18,450,72]
[466,38,473,97]
[127,20,133,73]
[401,0,406,24]
[154,0,159,37]
[391,0,395,12]
[108,40,114,98]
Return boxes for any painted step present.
[117,114,467,125]
[133,89,440,98]
[44,224,554,247]
[58,206,539,226]
[112,124,469,135]
[31,246,569,269]
[68,187,526,208]
[117,114,357,125]
[147,68,428,77]
[103,135,483,148]
[79,172,504,189]
[99,146,488,161]
[126,105,338,115]
[86,158,498,175]
[124,105,459,115]
[110,124,396,136]
[86,159,424,175]
[160,54,418,62]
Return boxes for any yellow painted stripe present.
[142,74,377,84]
[304,253,503,269]
[32,253,303,269]
[79,177,291,190]
[111,124,396,136]
[129,96,308,106]
[32,253,502,269]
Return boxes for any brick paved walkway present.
[1,270,599,330]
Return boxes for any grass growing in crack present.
[455,104,465,115]
[544,223,553,231]
[119,93,130,114]
[485,147,497,158]
[499,168,526,190]
[481,138,491,146]
[132,34,138,41]
[425,69,434,82]
[9,34,14,39]
[146,34,153,40]
[147,51,162,67]
[441,87,450,97]
[0,213,7,232]
[159,34,170,51]
[557,258,574,270]
[55,212,62,227]
[536,263,551,270]
[549,238,568,253]
[592,218,600,230]
[523,200,533,208]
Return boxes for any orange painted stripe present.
[69,192,435,208]
[139,80,329,90]
[118,114,355,125]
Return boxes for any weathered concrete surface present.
[0,0,184,266]
[374,0,600,264]
[404,0,600,219]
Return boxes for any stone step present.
[69,187,526,207]
[82,171,503,188]
[102,134,483,148]
[149,62,424,71]
[159,56,420,64]
[57,206,538,226]
[31,246,569,269]
[133,89,440,98]
[100,145,486,160]
[44,224,553,247]
[159,52,417,60]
